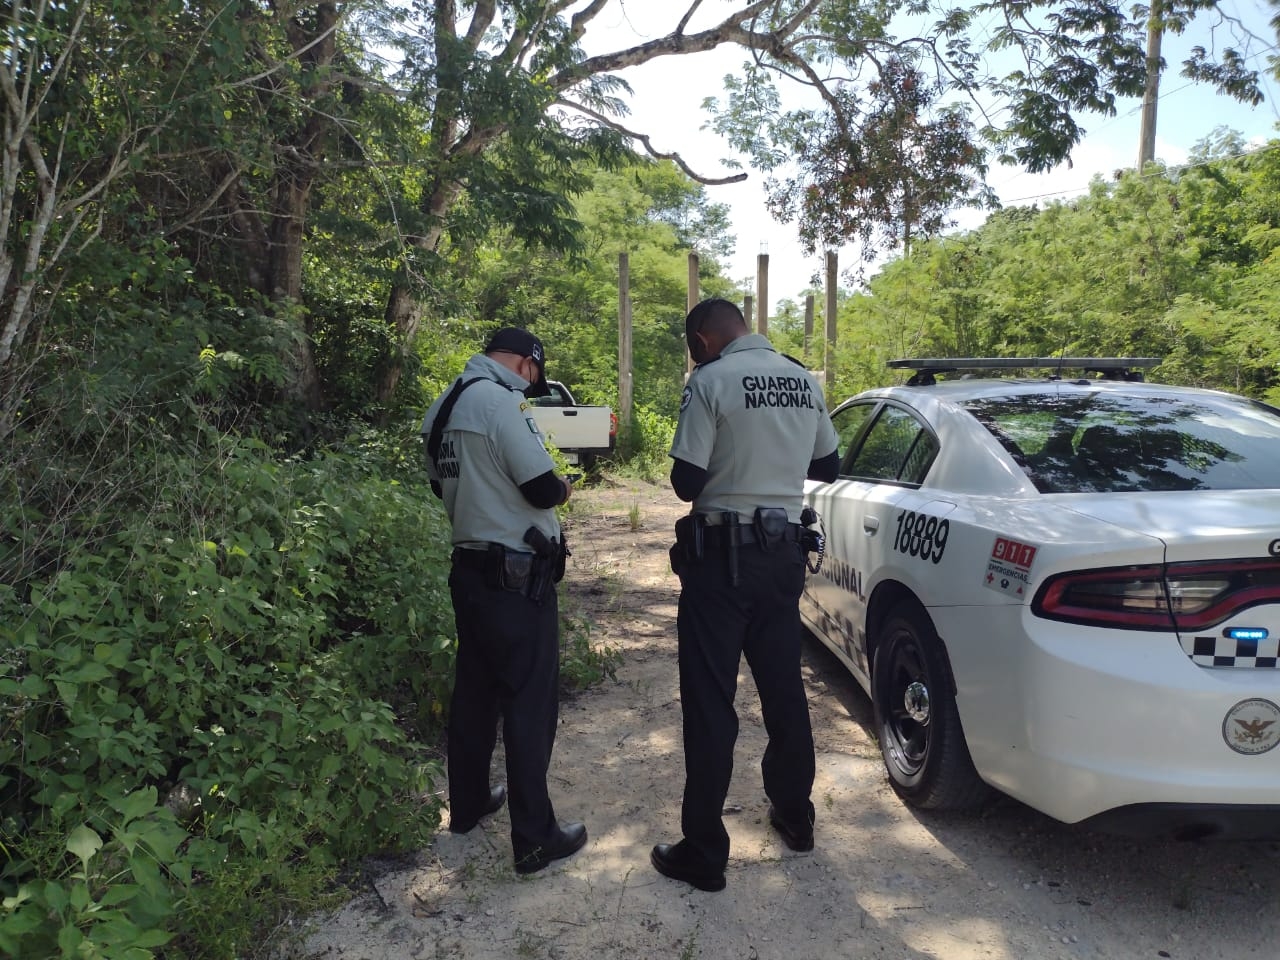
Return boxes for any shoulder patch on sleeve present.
[680,386,692,412]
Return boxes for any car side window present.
[899,429,939,484]
[846,404,936,484]
[831,402,878,471]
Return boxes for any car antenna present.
[1051,334,1071,380]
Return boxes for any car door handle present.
[863,516,880,535]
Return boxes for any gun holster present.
[553,533,569,583]
[670,513,706,575]
[522,526,565,604]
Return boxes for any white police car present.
[801,358,1280,837]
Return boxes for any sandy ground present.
[296,478,1280,960]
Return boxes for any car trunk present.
[1057,490,1280,649]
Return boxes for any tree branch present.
[463,0,496,51]
[550,0,822,91]
[557,98,747,185]
[677,1,706,36]
[162,165,246,239]
[565,0,610,44]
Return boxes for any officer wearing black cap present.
[420,327,587,875]
[651,298,839,892]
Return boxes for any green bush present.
[614,402,677,482]
[1,422,453,957]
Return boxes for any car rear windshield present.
[963,392,1280,493]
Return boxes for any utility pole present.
[618,253,633,451]
[755,248,769,336]
[803,295,815,362]
[824,251,838,403]
[686,252,699,376]
[1138,0,1163,170]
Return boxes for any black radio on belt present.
[752,507,789,550]
[799,505,825,574]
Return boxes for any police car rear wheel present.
[872,606,989,811]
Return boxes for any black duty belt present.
[700,522,803,548]
[452,547,496,570]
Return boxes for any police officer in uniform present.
[651,298,839,892]
[420,327,587,875]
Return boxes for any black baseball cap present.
[485,327,550,397]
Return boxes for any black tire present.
[871,605,990,811]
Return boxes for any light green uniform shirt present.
[420,354,561,551]
[670,334,839,523]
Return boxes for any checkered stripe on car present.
[1184,634,1280,668]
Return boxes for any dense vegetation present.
[825,131,1280,406]
[4,1,1279,957]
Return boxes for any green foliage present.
[0,792,194,959]
[1,398,454,956]
[832,141,1280,404]
[558,614,622,692]
[740,58,996,258]
[614,404,678,483]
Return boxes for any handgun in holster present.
[522,526,564,604]
[670,513,706,576]
[553,531,569,583]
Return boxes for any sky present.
[577,0,1280,314]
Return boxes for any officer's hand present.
[560,475,574,502]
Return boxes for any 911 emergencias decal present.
[893,510,949,563]
[984,536,1038,599]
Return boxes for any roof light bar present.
[887,357,1161,371]
[887,357,1161,386]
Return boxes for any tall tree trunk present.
[374,0,467,408]
[377,284,422,406]
[373,177,464,407]
[269,164,323,410]
[260,1,338,412]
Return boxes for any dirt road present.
[297,478,1280,960]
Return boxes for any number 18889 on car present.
[893,510,949,564]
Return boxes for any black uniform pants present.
[674,538,816,869]
[447,561,561,857]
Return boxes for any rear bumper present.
[937,605,1280,825]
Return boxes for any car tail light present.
[609,412,618,438]
[1032,559,1280,631]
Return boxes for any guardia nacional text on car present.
[800,357,1280,837]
